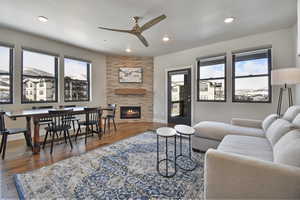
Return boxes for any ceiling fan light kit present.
[98,14,167,47]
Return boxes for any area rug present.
[14,131,205,199]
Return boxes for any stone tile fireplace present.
[106,55,153,122]
[120,106,141,119]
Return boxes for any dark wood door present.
[168,68,191,125]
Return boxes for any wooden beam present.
[114,88,147,95]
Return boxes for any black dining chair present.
[42,110,73,154]
[75,107,102,144]
[103,104,117,133]
[0,112,32,159]
[59,105,80,133]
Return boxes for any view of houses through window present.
[1,46,270,104]
[22,50,58,103]
[64,58,90,102]
[198,55,226,101]
[233,49,271,102]
[0,45,12,103]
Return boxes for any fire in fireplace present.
[120,106,141,119]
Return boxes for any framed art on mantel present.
[119,67,143,83]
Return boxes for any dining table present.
[5,106,113,154]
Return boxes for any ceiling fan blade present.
[98,26,132,33]
[141,14,166,32]
[136,34,149,47]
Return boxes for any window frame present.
[0,43,13,104]
[197,55,227,102]
[63,56,91,102]
[232,48,272,103]
[21,48,59,104]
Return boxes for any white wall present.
[295,0,300,104]
[154,28,296,125]
[293,23,300,104]
[0,27,106,140]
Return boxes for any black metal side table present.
[175,124,197,171]
[156,127,177,178]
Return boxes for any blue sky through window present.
[64,58,88,80]
[235,58,269,91]
[235,58,268,76]
[200,64,224,79]
[23,50,55,75]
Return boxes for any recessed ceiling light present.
[125,48,131,53]
[38,16,48,23]
[162,35,170,42]
[224,17,235,24]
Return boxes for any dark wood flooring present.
[0,122,168,199]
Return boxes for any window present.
[64,57,90,102]
[0,45,13,104]
[197,55,226,101]
[22,49,58,103]
[232,48,271,103]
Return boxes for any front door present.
[167,68,191,125]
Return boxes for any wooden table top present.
[5,106,113,118]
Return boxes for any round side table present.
[175,124,197,171]
[156,127,177,178]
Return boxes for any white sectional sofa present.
[192,106,300,199]
[192,106,300,152]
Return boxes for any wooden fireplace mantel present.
[114,88,147,95]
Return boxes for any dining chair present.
[59,105,80,133]
[0,112,32,159]
[42,110,73,154]
[103,104,117,133]
[75,107,102,144]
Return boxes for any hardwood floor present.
[0,122,168,199]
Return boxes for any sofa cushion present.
[292,113,300,128]
[273,130,300,167]
[193,121,264,141]
[262,114,278,131]
[265,119,293,146]
[282,105,300,122]
[217,135,273,161]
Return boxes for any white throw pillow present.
[282,106,300,122]
[262,114,278,131]
[274,130,300,167]
[265,119,293,146]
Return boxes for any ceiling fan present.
[98,14,167,47]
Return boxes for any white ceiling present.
[0,0,297,57]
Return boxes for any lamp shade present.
[271,68,300,85]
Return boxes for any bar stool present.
[156,127,177,178]
[0,112,32,159]
[174,124,197,171]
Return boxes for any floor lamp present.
[271,68,300,116]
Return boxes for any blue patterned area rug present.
[14,132,205,199]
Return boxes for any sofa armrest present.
[231,118,262,128]
[205,149,300,199]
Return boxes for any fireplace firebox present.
[120,106,141,119]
